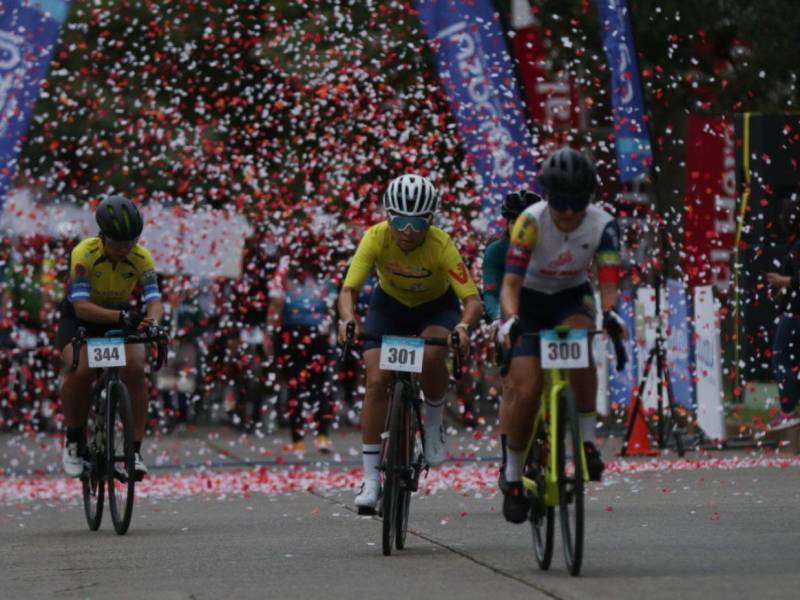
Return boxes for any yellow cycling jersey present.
[343,221,479,308]
[68,237,161,309]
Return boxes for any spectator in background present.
[265,236,337,453]
[766,194,800,430]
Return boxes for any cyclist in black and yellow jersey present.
[59,195,163,479]
[338,174,483,512]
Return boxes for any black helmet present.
[95,195,143,241]
[501,189,541,220]
[539,147,597,212]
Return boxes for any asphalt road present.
[2,426,799,600]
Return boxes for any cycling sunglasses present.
[548,195,589,213]
[104,237,138,253]
[389,213,432,233]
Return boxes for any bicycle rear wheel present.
[381,381,405,556]
[395,400,418,550]
[527,419,554,570]
[558,387,584,576]
[106,380,136,535]
[82,399,104,531]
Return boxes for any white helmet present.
[383,174,438,216]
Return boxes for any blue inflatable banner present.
[595,0,653,182]
[666,278,694,408]
[414,0,537,231]
[0,0,70,214]
[608,290,636,409]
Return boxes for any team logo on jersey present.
[74,264,87,277]
[510,214,538,249]
[448,262,469,285]
[548,250,575,270]
[386,262,433,279]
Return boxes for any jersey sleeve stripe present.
[141,284,161,303]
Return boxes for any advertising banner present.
[415,0,537,231]
[608,289,636,409]
[682,114,736,293]
[665,278,694,408]
[0,0,71,213]
[694,285,727,442]
[595,0,653,182]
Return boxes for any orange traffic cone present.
[620,389,660,457]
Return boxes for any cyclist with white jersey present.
[498,147,626,523]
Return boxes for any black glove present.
[119,309,142,331]
[602,309,625,339]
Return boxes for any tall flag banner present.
[682,114,736,293]
[414,0,537,231]
[595,0,653,182]
[0,0,70,214]
[508,0,579,139]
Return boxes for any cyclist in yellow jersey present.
[338,174,483,512]
[58,195,163,479]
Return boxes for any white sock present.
[579,412,597,445]
[505,448,525,482]
[424,396,445,431]
[362,443,381,481]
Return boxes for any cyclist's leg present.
[60,343,93,430]
[419,324,450,465]
[120,343,147,444]
[561,312,603,479]
[356,348,392,508]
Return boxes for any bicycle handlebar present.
[499,327,628,376]
[69,325,170,372]
[340,321,464,380]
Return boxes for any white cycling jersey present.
[506,202,621,294]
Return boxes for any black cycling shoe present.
[499,472,531,524]
[583,441,605,482]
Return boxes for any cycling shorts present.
[55,300,123,350]
[362,284,460,351]
[512,282,596,358]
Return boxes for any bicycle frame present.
[523,368,589,507]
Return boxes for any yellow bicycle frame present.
[522,368,589,507]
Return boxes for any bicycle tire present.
[395,398,417,550]
[527,419,554,569]
[106,380,136,535]
[558,386,584,576]
[82,398,104,531]
[381,380,405,556]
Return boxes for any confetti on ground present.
[1,456,799,505]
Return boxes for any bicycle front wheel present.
[558,387,584,576]
[82,399,104,531]
[106,380,136,535]
[527,419,554,570]
[381,381,405,556]
[395,397,418,550]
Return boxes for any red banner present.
[682,114,736,293]
[509,0,579,142]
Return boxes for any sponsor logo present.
[447,262,469,285]
[548,250,574,270]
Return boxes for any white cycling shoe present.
[354,479,381,515]
[424,424,447,466]
[62,442,84,478]
[134,452,148,481]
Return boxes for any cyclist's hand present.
[338,319,359,344]
[602,309,627,340]
[454,324,470,360]
[119,309,142,332]
[498,315,519,351]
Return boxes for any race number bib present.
[379,336,424,373]
[87,338,127,368]
[540,330,589,369]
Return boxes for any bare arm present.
[500,272,523,320]
[599,282,619,313]
[73,299,125,324]
[337,286,360,342]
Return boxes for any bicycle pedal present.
[357,506,376,516]
[114,468,129,484]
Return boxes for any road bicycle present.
[342,322,462,556]
[68,325,168,535]
[501,325,626,575]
